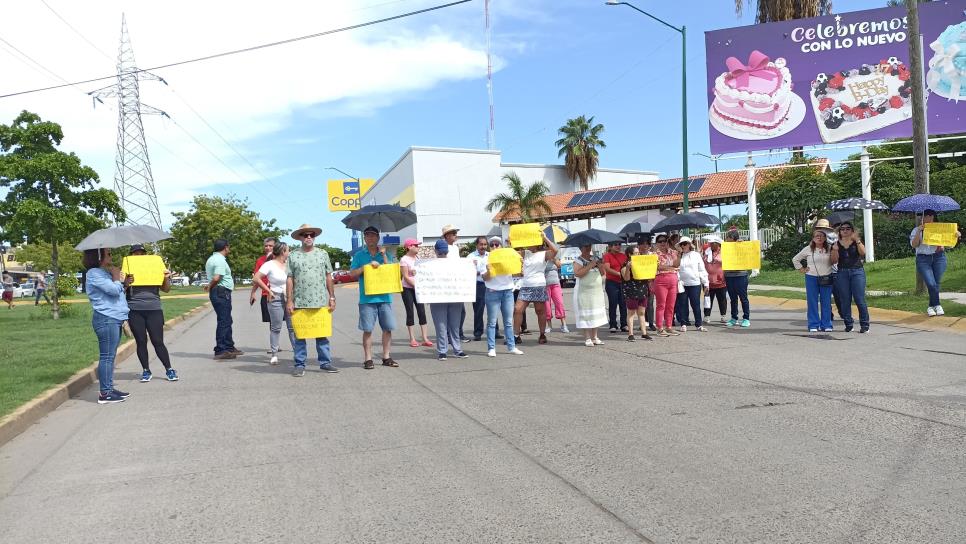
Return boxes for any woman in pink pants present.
[543,258,568,333]
[652,234,681,337]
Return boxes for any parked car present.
[557,247,580,288]
[332,270,356,284]
[8,283,24,298]
[19,281,36,298]
[170,276,190,287]
[190,280,206,287]
[241,278,253,286]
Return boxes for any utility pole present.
[89,14,168,230]
[905,0,929,195]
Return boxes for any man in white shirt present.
[440,224,470,341]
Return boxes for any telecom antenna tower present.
[90,14,168,229]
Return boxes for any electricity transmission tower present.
[89,14,168,229]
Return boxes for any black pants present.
[472,281,486,339]
[644,292,655,328]
[401,287,427,326]
[129,309,172,370]
[605,280,627,329]
[704,287,727,317]
[209,287,235,354]
[830,272,844,318]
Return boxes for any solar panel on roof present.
[623,186,644,200]
[566,194,583,207]
[637,185,655,198]
[687,178,706,193]
[650,182,667,196]
[572,192,592,206]
[599,189,620,203]
[587,190,607,205]
[613,187,631,201]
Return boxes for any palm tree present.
[485,172,553,224]
[555,115,606,191]
[734,0,832,22]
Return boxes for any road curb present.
[748,294,966,334]
[0,302,212,447]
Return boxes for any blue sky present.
[1,0,897,249]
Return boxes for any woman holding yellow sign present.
[513,232,558,345]
[126,245,178,383]
[619,247,652,342]
[480,237,524,357]
[910,209,961,317]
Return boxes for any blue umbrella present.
[891,194,961,213]
[342,204,417,232]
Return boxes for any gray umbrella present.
[342,204,417,232]
[651,212,719,232]
[75,224,172,250]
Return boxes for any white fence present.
[691,228,782,251]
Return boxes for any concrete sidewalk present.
[751,282,966,304]
[1,289,964,543]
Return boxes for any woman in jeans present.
[127,244,177,383]
[702,236,727,324]
[620,246,652,341]
[676,236,708,332]
[254,242,297,365]
[723,229,751,328]
[830,221,870,333]
[910,209,962,316]
[480,236,524,357]
[400,239,433,347]
[793,229,834,332]
[83,248,133,404]
[652,234,681,337]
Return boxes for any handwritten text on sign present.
[487,248,522,276]
[721,240,761,271]
[630,254,658,280]
[291,308,332,339]
[363,263,403,295]
[509,223,542,248]
[923,222,959,248]
[415,258,476,304]
[121,255,166,286]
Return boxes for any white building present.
[364,146,661,245]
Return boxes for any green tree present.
[735,0,832,22]
[0,111,124,319]
[757,158,842,234]
[485,172,552,224]
[720,212,750,230]
[163,195,286,278]
[831,161,914,208]
[15,241,83,274]
[316,243,349,269]
[555,115,606,191]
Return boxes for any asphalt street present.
[1,286,964,543]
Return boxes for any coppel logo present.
[343,181,360,194]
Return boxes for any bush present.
[53,274,79,299]
[763,232,812,269]
[870,214,917,260]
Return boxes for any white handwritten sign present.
[414,258,476,304]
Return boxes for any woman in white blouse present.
[792,229,834,332]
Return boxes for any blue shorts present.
[358,302,395,332]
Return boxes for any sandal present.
[538,334,547,344]
[421,340,434,347]
[409,340,420,348]
[382,358,399,367]
[363,360,374,370]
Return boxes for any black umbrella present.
[651,212,719,232]
[827,197,889,211]
[618,220,652,241]
[826,210,855,227]
[561,228,622,247]
[342,204,417,232]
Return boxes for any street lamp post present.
[326,166,364,251]
[606,1,689,212]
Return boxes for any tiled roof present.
[494,159,829,222]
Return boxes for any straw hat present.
[292,223,322,239]
[441,224,459,236]
[812,218,833,232]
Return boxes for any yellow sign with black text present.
[327,178,375,212]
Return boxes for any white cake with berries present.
[810,57,913,143]
[710,50,799,137]
[927,21,966,101]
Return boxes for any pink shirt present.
[400,255,416,288]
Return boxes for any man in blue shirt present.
[349,226,397,370]
[204,239,241,360]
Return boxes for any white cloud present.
[0,0,494,225]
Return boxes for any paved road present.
[2,287,965,543]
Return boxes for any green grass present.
[752,250,966,293]
[0,298,207,418]
[749,288,966,317]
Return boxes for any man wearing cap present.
[286,224,337,377]
[429,239,468,360]
[440,224,470,342]
[249,237,276,333]
[204,239,241,359]
[349,226,397,370]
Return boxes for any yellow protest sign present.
[363,263,403,295]
[121,255,166,286]
[630,254,658,280]
[291,308,332,339]
[487,248,522,276]
[509,223,542,248]
[721,240,761,271]
[923,222,959,247]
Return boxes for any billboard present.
[327,178,375,211]
[705,1,966,154]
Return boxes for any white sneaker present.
[544,326,552,334]
[269,355,279,365]
[720,316,727,323]
[697,326,708,332]
[509,348,524,355]
[584,339,594,347]
[560,324,570,333]
[680,325,687,332]
[487,349,496,357]
[935,305,945,316]
[592,338,604,345]
[927,306,937,317]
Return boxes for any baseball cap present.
[363,226,379,235]
[404,238,420,248]
[130,244,146,253]
[434,239,449,254]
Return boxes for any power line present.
[0,0,473,99]
[39,0,114,61]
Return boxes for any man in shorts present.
[349,226,397,370]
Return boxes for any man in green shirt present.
[204,239,241,359]
[349,226,397,370]
[286,223,337,377]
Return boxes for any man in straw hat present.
[286,223,337,377]
[440,224,470,342]
[349,225,398,370]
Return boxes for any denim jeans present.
[430,302,463,355]
[92,311,123,393]
[724,275,750,321]
[605,280,627,329]
[294,336,331,368]
[472,281,486,338]
[835,268,870,329]
[209,286,235,354]
[916,252,947,307]
[485,288,516,351]
[267,296,296,354]
[804,274,833,330]
[678,285,703,327]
